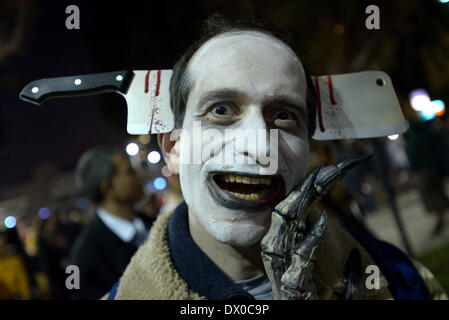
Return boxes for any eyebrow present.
[196,88,246,110]
[196,88,307,121]
[264,95,307,123]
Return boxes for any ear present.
[158,132,180,174]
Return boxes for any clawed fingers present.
[273,154,370,226]
[262,167,322,264]
[314,154,373,196]
[289,211,327,269]
[280,212,327,299]
[262,156,367,300]
[342,248,365,300]
[273,168,320,221]
[261,210,290,257]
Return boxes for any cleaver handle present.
[19,70,134,105]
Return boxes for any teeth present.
[221,174,272,185]
[230,192,261,201]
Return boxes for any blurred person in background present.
[0,226,40,299]
[157,175,184,215]
[58,208,84,262]
[405,116,449,237]
[138,193,164,222]
[36,213,71,299]
[70,146,153,299]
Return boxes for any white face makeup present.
[177,31,310,246]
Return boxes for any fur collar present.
[310,212,391,299]
[115,206,391,300]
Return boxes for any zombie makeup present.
[177,31,310,246]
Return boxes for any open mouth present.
[208,172,286,211]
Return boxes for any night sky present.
[0,1,208,191]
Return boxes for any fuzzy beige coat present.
[110,209,447,300]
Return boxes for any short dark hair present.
[169,14,316,135]
[75,145,121,204]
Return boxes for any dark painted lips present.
[206,172,286,212]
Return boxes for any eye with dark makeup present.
[203,102,239,123]
[212,104,230,116]
[266,109,301,129]
[199,101,304,130]
[273,111,294,120]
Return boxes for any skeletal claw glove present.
[260,154,372,300]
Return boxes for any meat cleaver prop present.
[19,70,408,139]
[20,70,174,135]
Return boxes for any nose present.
[237,106,271,167]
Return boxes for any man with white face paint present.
[176,30,310,248]
[106,16,447,300]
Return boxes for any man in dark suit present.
[70,146,154,299]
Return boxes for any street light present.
[126,142,139,156]
[38,207,51,220]
[147,151,161,164]
[409,89,430,111]
[153,177,167,190]
[419,99,446,121]
[4,216,16,229]
[388,134,399,141]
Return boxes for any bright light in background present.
[409,89,446,121]
[418,99,446,121]
[38,207,51,220]
[388,134,399,141]
[431,100,446,116]
[147,151,161,164]
[126,143,139,156]
[409,89,430,111]
[4,216,16,229]
[153,177,167,190]
[439,0,449,4]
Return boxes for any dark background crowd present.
[1,0,449,299]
